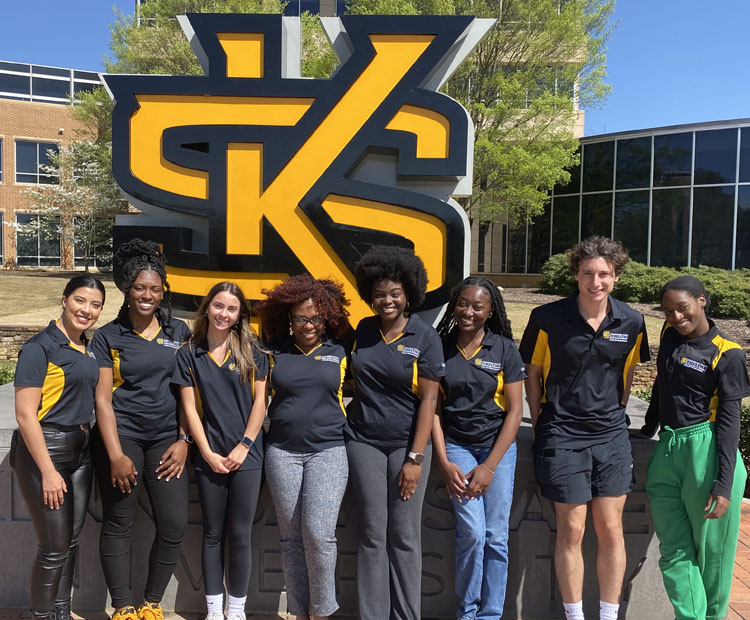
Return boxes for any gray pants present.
[265,444,348,616]
[346,439,433,620]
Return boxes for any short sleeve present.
[417,327,445,378]
[90,329,113,369]
[14,342,49,387]
[501,341,527,383]
[172,346,194,387]
[254,348,269,380]
[174,320,191,343]
[625,316,650,370]
[519,309,544,365]
[716,348,750,401]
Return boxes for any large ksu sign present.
[104,13,493,323]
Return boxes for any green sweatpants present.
[645,421,747,620]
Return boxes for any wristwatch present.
[407,451,424,465]
[241,436,254,449]
[177,433,193,444]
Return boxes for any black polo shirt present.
[345,314,445,449]
[519,295,650,449]
[655,320,750,498]
[91,312,190,441]
[441,329,526,448]
[15,320,99,426]
[266,336,348,453]
[173,340,268,471]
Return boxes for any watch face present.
[414,453,424,464]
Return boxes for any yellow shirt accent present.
[38,362,65,421]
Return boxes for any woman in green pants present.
[643,276,748,620]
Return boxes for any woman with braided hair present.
[91,239,191,620]
[432,277,525,620]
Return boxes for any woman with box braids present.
[90,239,191,620]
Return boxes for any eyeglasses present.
[289,315,325,326]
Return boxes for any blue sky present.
[2,1,749,137]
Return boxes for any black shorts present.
[533,432,634,503]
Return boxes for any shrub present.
[0,362,15,386]
[613,262,680,303]
[539,253,576,295]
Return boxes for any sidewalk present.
[731,502,750,619]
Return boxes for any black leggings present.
[195,465,263,597]
[10,427,93,619]
[92,428,188,609]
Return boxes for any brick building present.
[0,61,100,268]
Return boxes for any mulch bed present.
[500,288,750,348]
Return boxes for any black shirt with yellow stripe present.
[654,320,750,498]
[173,340,268,471]
[346,314,445,449]
[267,336,348,453]
[90,311,190,441]
[14,320,99,426]
[519,295,650,449]
[441,329,527,448]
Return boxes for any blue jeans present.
[445,441,517,620]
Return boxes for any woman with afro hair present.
[255,274,351,620]
[432,277,525,620]
[90,239,191,620]
[345,246,445,620]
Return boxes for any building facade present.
[473,118,750,276]
[0,61,100,268]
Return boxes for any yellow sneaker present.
[137,603,164,620]
[112,607,139,620]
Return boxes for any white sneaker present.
[226,614,246,620]
[205,612,225,620]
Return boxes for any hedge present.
[540,255,750,319]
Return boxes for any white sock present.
[227,595,246,618]
[205,594,223,615]
[600,600,619,620]
[564,600,585,620]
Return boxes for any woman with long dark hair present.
[91,239,190,620]
[11,275,106,620]
[174,281,268,620]
[643,276,748,619]
[255,274,351,620]
[433,277,525,620]
[345,246,444,620]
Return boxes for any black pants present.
[92,428,188,608]
[195,466,263,597]
[10,427,93,619]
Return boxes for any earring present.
[289,325,293,335]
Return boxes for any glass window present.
[554,154,581,195]
[528,203,551,273]
[691,186,734,269]
[15,141,59,184]
[739,128,750,183]
[694,129,737,185]
[582,141,614,193]
[32,77,70,100]
[613,190,649,264]
[507,224,527,273]
[73,81,97,97]
[581,193,612,239]
[16,214,61,267]
[32,66,69,78]
[0,72,29,95]
[0,61,29,73]
[651,188,690,267]
[74,71,100,81]
[653,132,692,187]
[476,222,489,272]
[615,136,651,189]
[551,195,579,254]
[737,186,750,269]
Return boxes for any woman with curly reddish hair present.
[255,274,351,620]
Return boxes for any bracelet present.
[480,462,495,475]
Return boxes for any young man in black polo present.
[520,236,649,620]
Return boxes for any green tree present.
[346,0,615,225]
[20,87,127,270]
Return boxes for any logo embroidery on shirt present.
[88,351,96,359]
[603,331,629,343]
[314,355,341,363]
[397,345,420,358]
[680,357,708,373]
[475,359,503,372]
[157,338,181,349]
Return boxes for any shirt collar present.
[672,319,719,346]
[447,327,497,348]
[563,294,623,323]
[46,320,71,346]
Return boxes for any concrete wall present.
[0,383,672,619]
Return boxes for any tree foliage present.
[347,0,615,225]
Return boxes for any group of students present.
[10,235,748,620]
